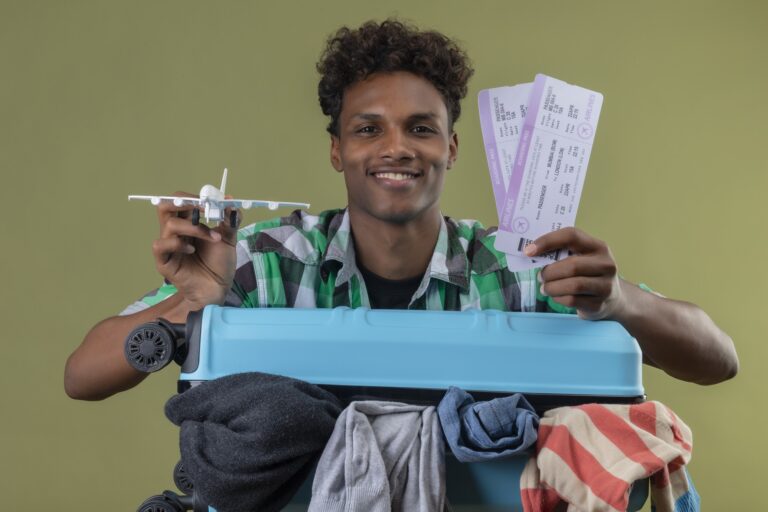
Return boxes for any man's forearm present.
[611,280,738,385]
[64,294,198,400]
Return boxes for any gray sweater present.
[309,401,446,512]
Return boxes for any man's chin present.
[376,211,418,225]
[374,204,444,226]
[351,205,427,226]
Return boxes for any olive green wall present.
[2,1,765,509]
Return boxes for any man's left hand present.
[524,227,625,320]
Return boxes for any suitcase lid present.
[180,306,643,399]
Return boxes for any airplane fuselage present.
[199,184,225,222]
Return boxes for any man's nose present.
[379,130,415,161]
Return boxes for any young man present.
[65,20,738,401]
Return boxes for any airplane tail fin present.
[220,168,228,195]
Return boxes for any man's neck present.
[348,207,441,281]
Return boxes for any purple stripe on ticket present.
[478,89,505,220]
[477,84,533,223]
[500,75,546,232]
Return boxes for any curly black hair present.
[317,20,474,136]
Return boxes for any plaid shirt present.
[123,209,573,314]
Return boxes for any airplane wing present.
[220,199,311,211]
[128,195,204,207]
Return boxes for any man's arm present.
[608,280,736,384]
[526,227,738,385]
[65,197,239,400]
[65,294,199,400]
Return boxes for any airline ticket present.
[479,74,603,270]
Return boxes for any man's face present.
[330,71,458,225]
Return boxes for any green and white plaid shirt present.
[122,208,574,314]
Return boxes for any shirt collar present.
[320,209,357,287]
[320,209,470,293]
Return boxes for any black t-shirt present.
[357,261,423,309]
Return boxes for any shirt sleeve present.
[638,282,664,297]
[118,281,178,316]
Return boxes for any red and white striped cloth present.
[520,401,694,512]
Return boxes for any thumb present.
[213,208,241,245]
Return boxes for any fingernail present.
[524,243,537,256]
[539,284,548,297]
[184,244,195,254]
[211,231,221,241]
[537,272,543,283]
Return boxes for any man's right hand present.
[65,192,242,401]
[152,192,239,310]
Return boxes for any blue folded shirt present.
[437,386,540,462]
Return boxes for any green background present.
[2,1,765,509]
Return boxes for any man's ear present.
[447,132,459,170]
[330,135,343,172]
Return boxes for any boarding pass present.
[479,74,603,271]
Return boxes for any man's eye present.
[356,126,378,134]
[412,125,437,134]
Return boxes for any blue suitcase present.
[127,306,648,511]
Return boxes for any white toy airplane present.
[129,168,310,226]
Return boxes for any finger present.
[539,254,617,283]
[161,216,223,243]
[550,295,606,316]
[157,203,197,223]
[540,276,612,299]
[213,207,242,246]
[211,208,242,246]
[156,191,200,223]
[524,227,605,258]
[152,237,196,266]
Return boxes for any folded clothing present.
[309,401,445,512]
[438,386,540,462]
[165,372,342,512]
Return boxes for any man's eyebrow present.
[407,112,440,122]
[351,113,383,121]
[349,112,441,122]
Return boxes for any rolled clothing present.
[438,386,539,462]
[309,401,446,512]
[519,401,699,512]
[164,372,342,512]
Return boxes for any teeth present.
[374,172,415,180]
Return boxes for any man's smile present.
[367,167,423,181]
[368,167,423,185]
